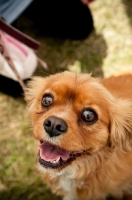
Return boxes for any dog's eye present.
[81,109,98,124]
[41,95,53,107]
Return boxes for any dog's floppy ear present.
[24,76,45,112]
[109,98,132,150]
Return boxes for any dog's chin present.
[38,141,86,169]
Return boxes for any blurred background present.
[0,0,132,199]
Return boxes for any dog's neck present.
[39,146,111,182]
[38,145,132,200]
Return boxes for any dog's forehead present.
[39,73,110,124]
[43,73,106,104]
[44,74,90,95]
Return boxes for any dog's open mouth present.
[38,141,84,169]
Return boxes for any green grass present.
[0,0,132,199]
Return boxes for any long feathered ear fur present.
[24,76,45,112]
[109,98,132,150]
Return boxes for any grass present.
[0,0,132,199]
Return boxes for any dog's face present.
[25,72,132,171]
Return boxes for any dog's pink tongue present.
[39,142,70,162]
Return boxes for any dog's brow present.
[65,90,76,101]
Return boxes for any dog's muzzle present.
[43,116,68,137]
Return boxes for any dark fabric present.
[24,0,94,40]
[0,75,29,97]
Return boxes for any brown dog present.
[25,71,132,200]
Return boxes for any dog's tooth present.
[56,157,60,162]
[52,157,60,164]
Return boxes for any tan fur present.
[25,71,132,200]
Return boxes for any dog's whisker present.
[85,148,94,155]
[36,111,45,115]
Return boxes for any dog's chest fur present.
[45,151,132,200]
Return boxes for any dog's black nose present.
[44,116,68,137]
